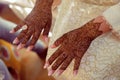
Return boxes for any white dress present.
[47,0,120,80]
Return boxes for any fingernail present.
[17,43,25,50]
[56,70,64,76]
[48,69,54,76]
[9,29,15,33]
[43,36,49,43]
[13,38,19,44]
[27,46,34,51]
[50,44,56,48]
[73,70,78,76]
[43,64,47,69]
[44,62,50,69]
[45,37,49,43]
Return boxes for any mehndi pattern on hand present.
[44,16,111,76]
[10,0,53,50]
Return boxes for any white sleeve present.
[103,3,120,34]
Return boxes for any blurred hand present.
[44,16,111,76]
[10,0,53,50]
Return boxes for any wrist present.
[99,23,112,33]
[31,0,53,14]
[36,0,53,6]
[93,16,112,33]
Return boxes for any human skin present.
[0,3,22,24]
[44,16,112,76]
[0,18,55,80]
[8,0,111,76]
[10,0,53,51]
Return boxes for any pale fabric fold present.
[103,2,120,38]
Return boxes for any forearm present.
[36,0,54,4]
[0,3,21,24]
[25,0,53,22]
[79,2,120,35]
[35,0,53,9]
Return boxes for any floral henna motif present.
[44,16,111,76]
[10,0,53,50]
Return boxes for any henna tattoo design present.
[10,0,53,50]
[44,16,111,76]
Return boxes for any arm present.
[44,3,120,76]
[44,16,112,76]
[0,3,22,24]
[10,0,53,50]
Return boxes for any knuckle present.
[30,40,36,45]
[48,57,54,64]
[33,36,39,41]
[60,65,67,70]
[52,64,58,70]
[61,53,67,58]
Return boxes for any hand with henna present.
[44,16,111,76]
[10,0,53,50]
